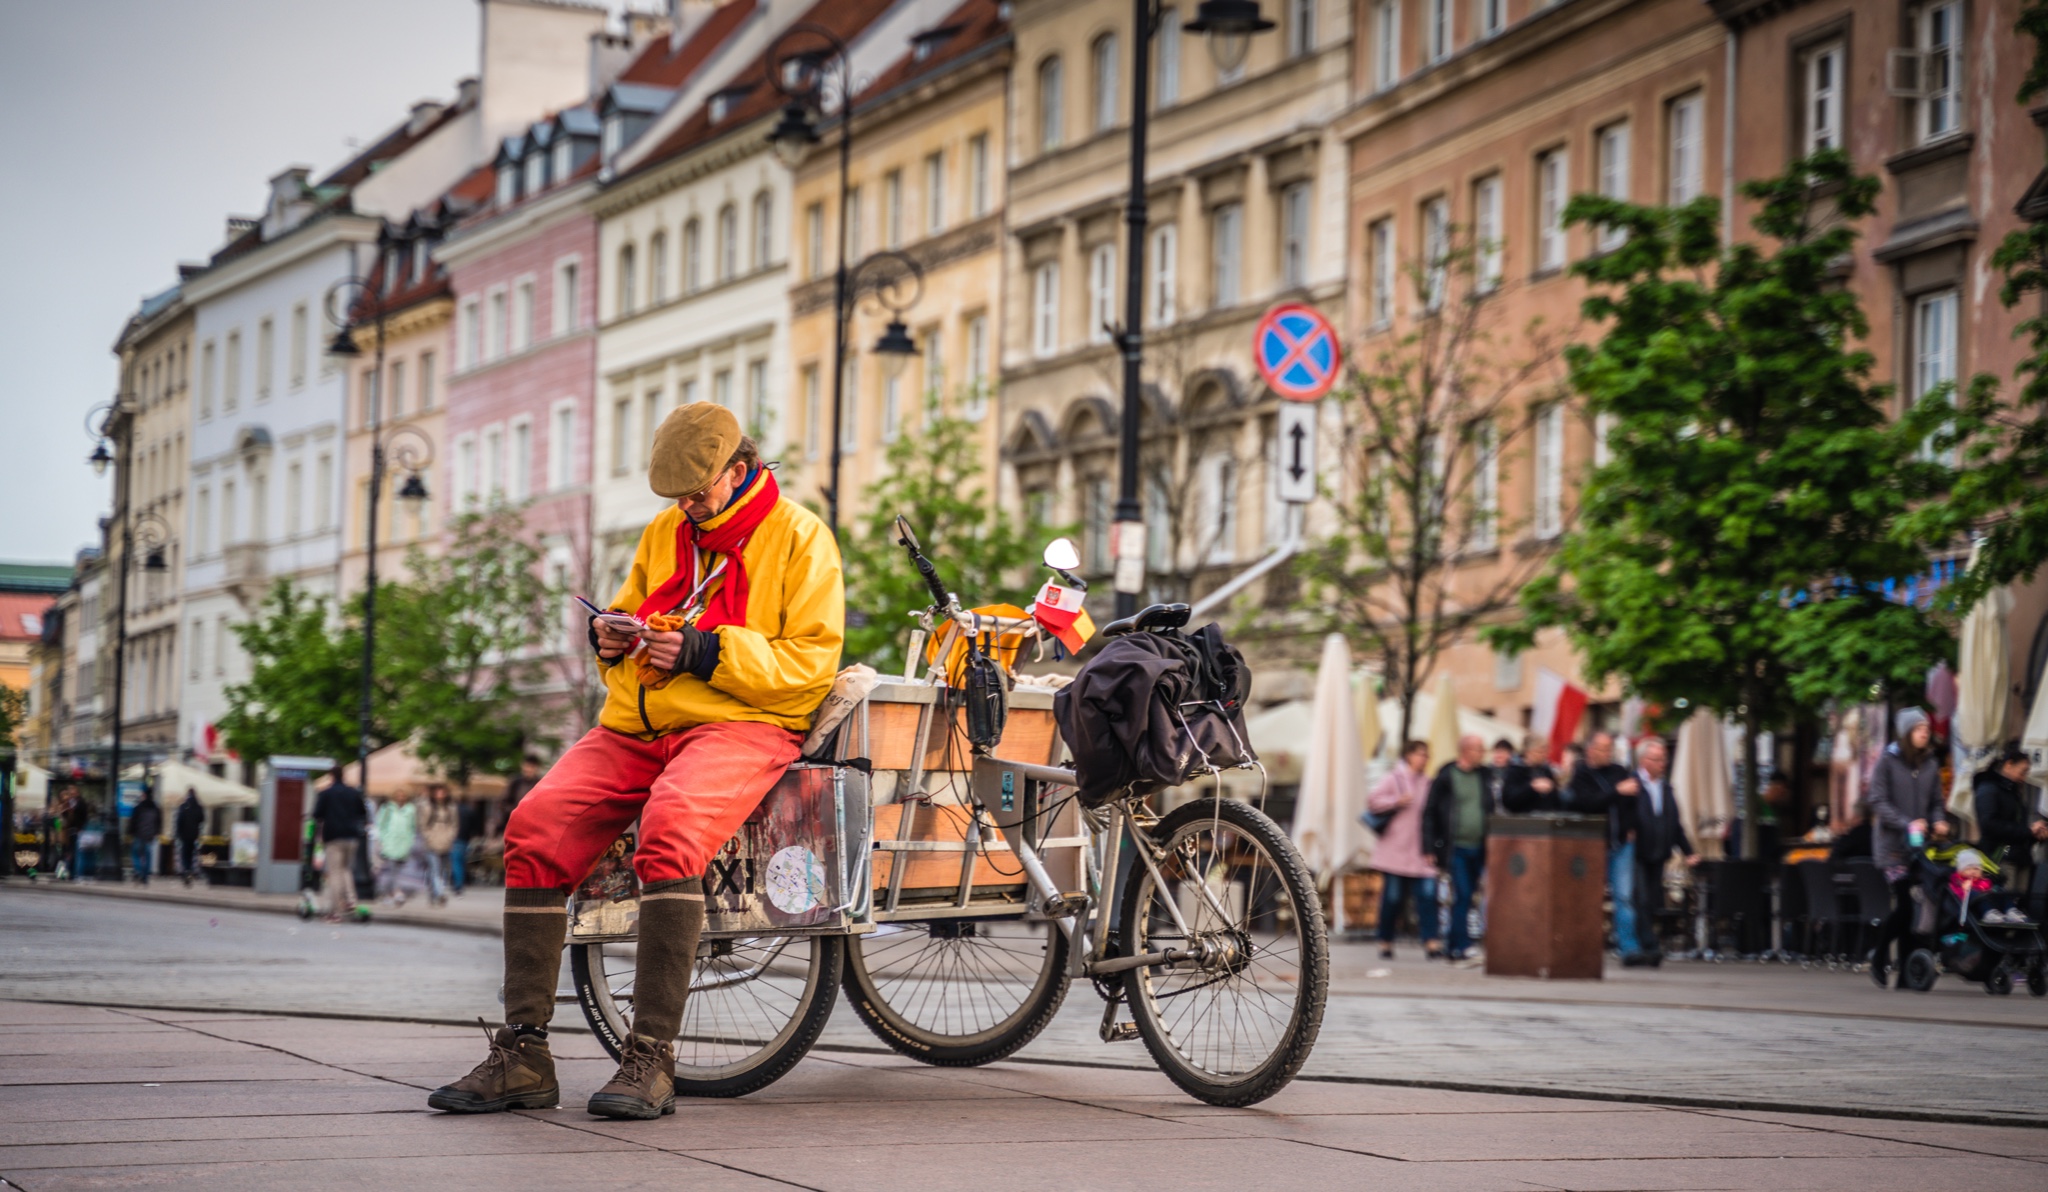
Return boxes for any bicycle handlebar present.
[895,516,954,613]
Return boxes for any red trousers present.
[503,722,802,891]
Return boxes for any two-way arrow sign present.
[1275,403,1317,504]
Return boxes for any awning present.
[140,761,259,809]
[9,762,50,811]
[363,740,510,799]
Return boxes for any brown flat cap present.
[649,402,742,498]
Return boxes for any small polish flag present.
[1530,668,1590,757]
[1030,580,1096,653]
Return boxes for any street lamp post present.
[325,275,434,794]
[1110,1,1273,618]
[767,25,925,536]
[86,400,175,880]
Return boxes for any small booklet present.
[575,595,648,636]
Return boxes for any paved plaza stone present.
[3,1001,2046,1191]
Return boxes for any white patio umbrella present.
[1427,672,1462,771]
[1672,712,1733,859]
[1291,634,1372,888]
[1949,572,2012,838]
[9,761,50,812]
[2024,680,2048,790]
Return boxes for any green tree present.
[1490,151,1954,856]
[219,580,392,765]
[0,684,26,749]
[839,405,1049,674]
[385,507,554,792]
[1902,7,2048,609]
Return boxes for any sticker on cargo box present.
[765,845,827,914]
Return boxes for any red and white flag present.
[1530,668,1590,757]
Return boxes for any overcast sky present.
[0,0,513,565]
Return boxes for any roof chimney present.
[668,0,716,51]
[407,99,447,136]
[455,76,480,109]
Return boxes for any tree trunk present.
[1398,686,1416,750]
[1740,716,1760,862]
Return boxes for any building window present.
[315,453,333,529]
[1533,404,1563,539]
[640,391,661,470]
[920,327,944,412]
[682,219,701,293]
[1086,476,1112,572]
[1032,261,1060,357]
[220,478,236,546]
[552,138,571,181]
[1279,182,1310,290]
[1915,2,1961,144]
[1536,147,1568,272]
[968,133,991,216]
[1803,42,1843,152]
[747,359,767,429]
[965,313,989,418]
[199,340,215,417]
[1210,202,1243,309]
[1287,0,1316,55]
[223,331,241,411]
[1088,243,1117,344]
[483,424,504,498]
[1199,454,1238,565]
[255,317,274,399]
[190,619,203,680]
[511,418,532,502]
[497,164,518,208]
[1421,196,1450,310]
[845,187,863,260]
[924,151,946,235]
[802,365,821,459]
[1368,217,1395,327]
[839,355,859,450]
[1427,0,1451,64]
[388,359,406,418]
[555,258,580,334]
[883,170,903,249]
[1373,0,1400,90]
[648,232,668,304]
[454,435,476,506]
[285,461,302,537]
[1593,410,1617,467]
[1914,289,1959,458]
[882,371,902,443]
[1092,33,1119,132]
[194,487,211,555]
[486,289,507,359]
[289,304,307,386]
[752,191,773,269]
[1473,174,1503,292]
[1470,420,1498,550]
[1155,8,1182,106]
[1596,122,1630,251]
[1478,0,1504,38]
[514,279,536,351]
[717,204,738,280]
[616,244,636,316]
[611,397,631,476]
[1667,92,1704,204]
[805,202,825,278]
[524,150,545,196]
[1149,223,1178,325]
[549,401,576,491]
[713,369,732,412]
[1038,56,1065,152]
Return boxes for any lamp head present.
[397,471,430,509]
[143,547,168,572]
[1186,0,1273,74]
[874,319,917,380]
[89,441,113,477]
[769,102,819,168]
[328,328,363,359]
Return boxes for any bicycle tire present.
[1118,797,1328,1107]
[842,918,1071,1065]
[570,933,844,1098]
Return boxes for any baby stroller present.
[1897,847,2046,996]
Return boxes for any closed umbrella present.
[2024,680,2048,789]
[1427,672,1462,771]
[1949,571,2012,838]
[1292,634,1371,887]
[1673,712,1733,859]
[1354,669,1382,765]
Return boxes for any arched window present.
[1037,56,1064,152]
[682,218,701,293]
[751,190,773,269]
[648,231,668,303]
[717,203,738,281]
[1091,34,1118,132]
[616,242,636,315]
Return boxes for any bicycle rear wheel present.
[1118,797,1328,1107]
[571,933,843,1098]
[842,919,1070,1065]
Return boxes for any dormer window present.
[602,113,623,159]
[523,152,546,196]
[552,138,572,181]
[496,165,518,207]
[414,238,430,280]
[709,85,752,124]
[913,26,960,62]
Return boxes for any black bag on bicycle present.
[1054,624,1257,809]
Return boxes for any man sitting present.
[430,404,843,1120]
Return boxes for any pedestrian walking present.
[1423,734,1495,961]
[374,790,423,904]
[128,788,162,885]
[1867,707,1949,988]
[453,797,484,892]
[1568,730,1646,963]
[309,767,368,922]
[1366,740,1440,960]
[419,784,459,906]
[1623,738,1697,966]
[1971,746,2044,889]
[173,788,205,886]
[1501,735,1562,813]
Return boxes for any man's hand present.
[592,618,639,660]
[1908,818,1929,838]
[1683,853,1701,868]
[1616,777,1640,795]
[1930,819,1953,841]
[2031,820,2048,841]
[643,625,719,679]
[1532,777,1555,793]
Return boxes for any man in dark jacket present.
[1501,736,1563,813]
[173,789,205,886]
[309,766,369,922]
[1973,747,2044,872]
[1625,738,1696,965]
[127,789,163,884]
[1423,734,1495,961]
[1567,731,1645,962]
[1867,707,1949,987]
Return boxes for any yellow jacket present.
[599,494,844,736]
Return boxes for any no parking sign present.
[1253,303,1341,403]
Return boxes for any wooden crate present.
[870,803,1027,895]
[859,684,1061,772]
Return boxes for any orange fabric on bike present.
[503,722,802,890]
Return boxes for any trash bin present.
[1484,813,1607,980]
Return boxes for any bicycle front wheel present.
[1118,797,1328,1107]
[571,933,843,1098]
[842,918,1070,1065]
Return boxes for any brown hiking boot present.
[428,1021,559,1114]
[586,1034,675,1120]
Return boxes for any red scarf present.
[635,467,778,631]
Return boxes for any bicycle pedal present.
[1099,1000,1139,1042]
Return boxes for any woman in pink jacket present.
[1368,740,1441,960]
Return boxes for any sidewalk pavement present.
[4,1001,2043,1192]
[2,873,504,936]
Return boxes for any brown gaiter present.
[629,877,705,1042]
[502,888,569,1030]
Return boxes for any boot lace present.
[465,1017,517,1083]
[612,1036,669,1088]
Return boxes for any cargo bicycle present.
[564,521,1328,1107]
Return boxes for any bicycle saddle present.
[1099,602,1191,639]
